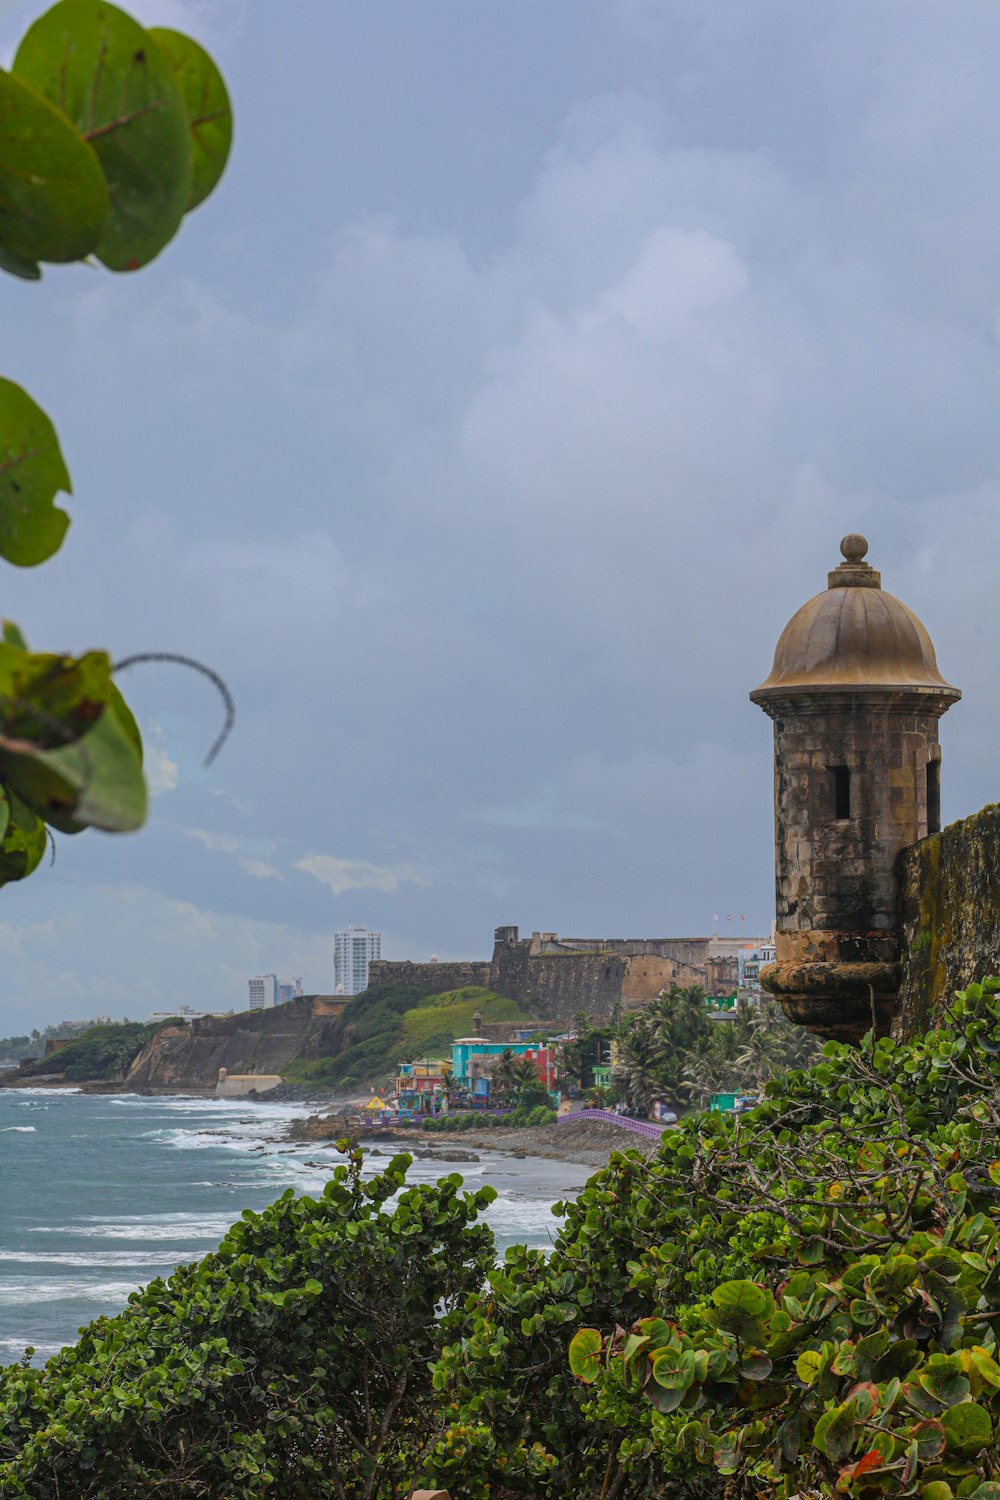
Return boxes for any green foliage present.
[0,1021,89,1060]
[546,980,1000,1497]
[605,988,822,1113]
[148,28,233,211]
[423,981,1000,1496]
[0,380,72,566]
[13,0,225,270]
[0,1148,497,1498]
[0,0,231,900]
[422,1103,556,1132]
[19,989,1000,1497]
[17,1020,167,1081]
[0,68,107,274]
[0,630,147,863]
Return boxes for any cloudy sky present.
[0,0,998,1031]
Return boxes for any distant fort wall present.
[367,927,746,1023]
[363,960,492,995]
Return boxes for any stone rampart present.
[621,955,706,1005]
[895,802,1000,1038]
[368,939,734,1022]
[492,944,625,1021]
[366,960,491,995]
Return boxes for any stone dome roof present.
[751,535,960,701]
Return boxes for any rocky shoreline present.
[286,1109,662,1169]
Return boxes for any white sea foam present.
[11,1086,80,1096]
[0,1249,193,1268]
[32,1211,236,1242]
[0,1125,36,1133]
[0,1279,141,1306]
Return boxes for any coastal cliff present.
[125,997,348,1091]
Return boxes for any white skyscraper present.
[248,974,278,1011]
[333,926,381,996]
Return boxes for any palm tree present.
[735,1002,822,1090]
[491,1048,518,1099]
[510,1056,539,1094]
[612,1026,663,1115]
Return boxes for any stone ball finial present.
[840,533,868,562]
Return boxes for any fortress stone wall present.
[367,928,743,1023]
[363,960,492,994]
[895,803,1000,1039]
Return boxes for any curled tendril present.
[113,653,234,767]
[47,827,56,867]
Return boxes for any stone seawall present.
[895,803,1000,1038]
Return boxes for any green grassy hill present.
[282,985,535,1091]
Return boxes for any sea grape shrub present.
[564,981,1000,1499]
[2,0,232,283]
[430,1148,677,1498]
[0,0,233,886]
[0,1149,497,1499]
[0,624,147,885]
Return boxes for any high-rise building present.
[248,974,278,1011]
[276,978,303,1006]
[334,926,381,996]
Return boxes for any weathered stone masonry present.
[367,928,744,1023]
[895,803,1000,1038]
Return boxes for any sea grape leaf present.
[796,1349,824,1384]
[0,66,107,267]
[14,0,192,271]
[0,789,47,885]
[908,1417,946,1461]
[0,643,112,749]
[0,690,146,833]
[813,1400,859,1463]
[110,684,142,763]
[649,1346,696,1391]
[710,1280,773,1341]
[568,1328,603,1383]
[0,379,71,565]
[147,28,231,210]
[940,1401,992,1457]
[0,245,41,280]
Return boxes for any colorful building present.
[395,1058,450,1094]
[451,1038,555,1096]
[392,1058,451,1116]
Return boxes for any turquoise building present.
[451,1037,555,1096]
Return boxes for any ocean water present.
[0,1089,591,1365]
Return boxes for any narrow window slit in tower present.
[831,766,851,820]
[927,758,941,836]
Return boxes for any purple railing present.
[558,1108,666,1140]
